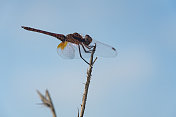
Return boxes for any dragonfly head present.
[84,35,92,46]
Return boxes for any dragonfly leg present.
[78,45,90,65]
[83,44,96,53]
[81,44,92,53]
[87,45,95,49]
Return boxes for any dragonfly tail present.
[21,26,65,41]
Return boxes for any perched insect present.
[22,26,117,64]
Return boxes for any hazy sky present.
[1,0,176,117]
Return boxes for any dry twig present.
[79,44,97,117]
[36,45,97,117]
[37,90,57,117]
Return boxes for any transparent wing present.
[65,43,91,59]
[90,40,117,57]
[57,42,76,59]
[57,40,117,59]
[69,40,117,58]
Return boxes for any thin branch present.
[93,57,98,65]
[36,44,97,117]
[37,90,57,117]
[77,108,79,117]
[79,44,97,117]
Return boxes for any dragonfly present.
[21,26,117,64]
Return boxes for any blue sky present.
[1,0,176,117]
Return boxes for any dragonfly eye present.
[84,35,92,45]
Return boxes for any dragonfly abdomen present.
[21,26,66,41]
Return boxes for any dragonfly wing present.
[57,40,117,59]
[89,40,117,57]
[70,40,117,58]
[57,41,76,59]
[67,43,91,59]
